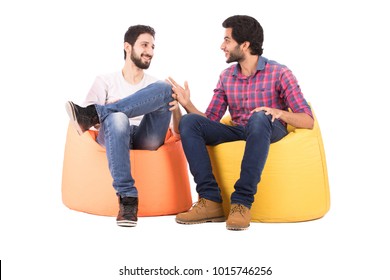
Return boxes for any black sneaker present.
[65,101,99,135]
[117,196,138,227]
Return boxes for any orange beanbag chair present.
[62,123,192,217]
[207,108,330,222]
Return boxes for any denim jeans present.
[94,81,173,198]
[179,111,288,209]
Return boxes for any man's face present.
[130,33,155,69]
[220,28,244,63]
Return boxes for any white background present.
[1,0,389,279]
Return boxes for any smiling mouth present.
[142,55,152,60]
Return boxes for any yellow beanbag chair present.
[207,110,330,222]
[62,123,192,217]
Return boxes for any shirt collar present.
[233,56,267,76]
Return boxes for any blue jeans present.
[94,81,173,198]
[179,112,288,209]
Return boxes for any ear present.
[124,42,132,56]
[241,41,251,52]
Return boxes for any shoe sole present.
[226,224,250,231]
[65,101,83,135]
[117,220,137,227]
[176,216,226,225]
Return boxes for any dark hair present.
[123,25,155,59]
[222,15,263,56]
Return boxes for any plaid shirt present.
[205,56,313,126]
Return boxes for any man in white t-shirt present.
[65,25,181,227]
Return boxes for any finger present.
[107,98,120,104]
[169,103,178,111]
[251,106,266,113]
[166,78,177,89]
[167,77,179,87]
[251,108,260,113]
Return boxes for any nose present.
[145,49,154,58]
[147,48,154,56]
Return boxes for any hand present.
[169,97,179,111]
[166,77,190,107]
[106,98,120,104]
[251,106,283,122]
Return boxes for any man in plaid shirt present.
[169,15,313,230]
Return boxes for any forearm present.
[280,111,314,129]
[172,107,182,134]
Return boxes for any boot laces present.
[230,204,247,216]
[122,203,135,213]
[120,198,137,216]
[191,198,207,211]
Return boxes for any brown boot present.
[176,198,225,224]
[226,204,251,230]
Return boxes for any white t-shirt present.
[83,72,158,126]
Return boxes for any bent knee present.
[156,80,172,92]
[249,111,271,123]
[105,112,130,134]
[179,114,203,134]
[153,81,173,97]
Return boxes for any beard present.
[226,45,244,64]
[131,52,152,69]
